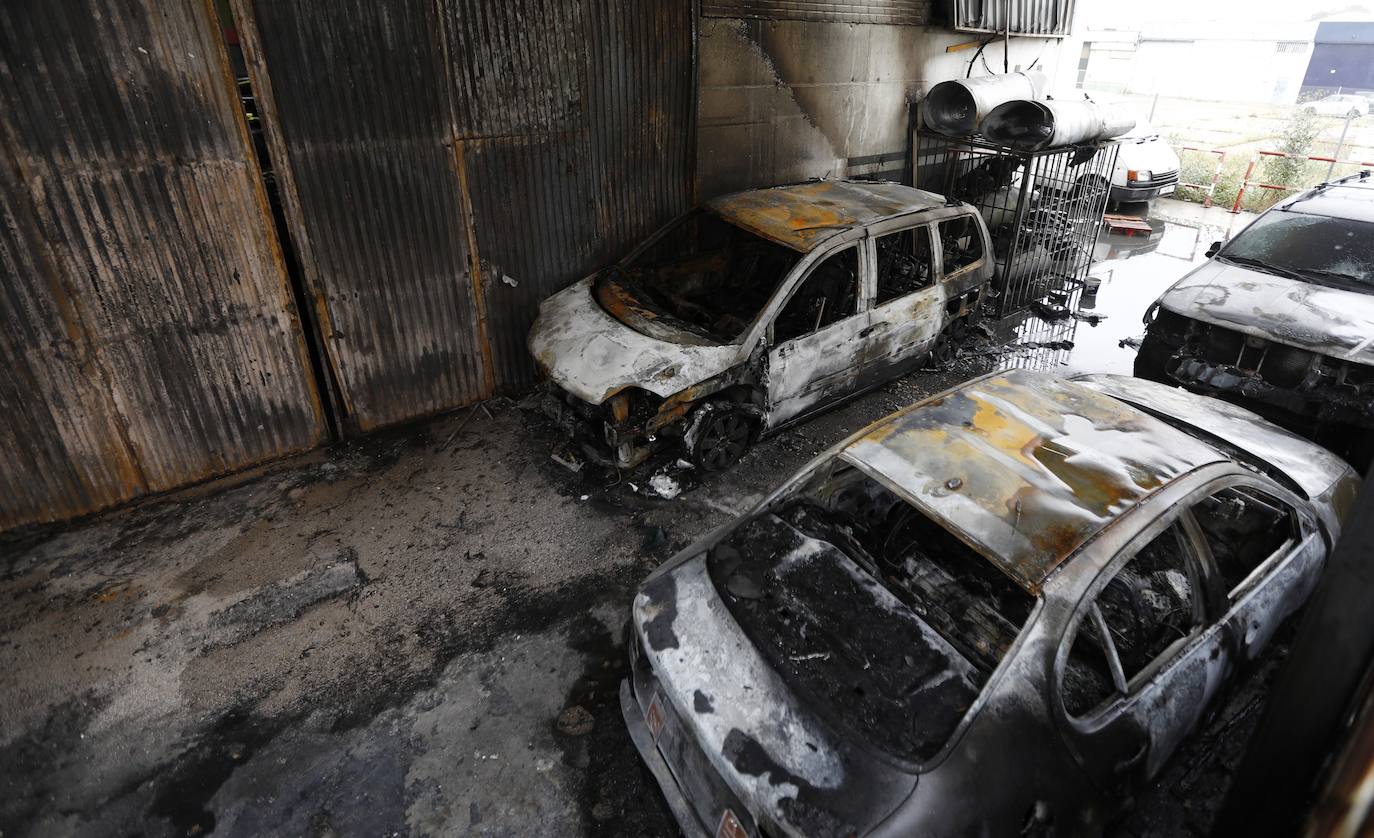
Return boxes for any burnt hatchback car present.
[1135,170,1374,467]
[622,369,1356,837]
[528,180,993,471]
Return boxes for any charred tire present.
[686,404,758,473]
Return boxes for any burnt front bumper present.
[538,384,654,469]
[1168,356,1374,429]
[1136,313,1374,433]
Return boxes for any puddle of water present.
[994,201,1253,378]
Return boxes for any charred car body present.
[1135,171,1374,467]
[528,180,993,471]
[621,369,1356,836]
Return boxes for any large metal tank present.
[920,71,1047,136]
[982,98,1135,150]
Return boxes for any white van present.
[1110,119,1181,206]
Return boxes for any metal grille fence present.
[915,134,1118,317]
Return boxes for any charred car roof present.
[706,179,949,252]
[839,369,1224,594]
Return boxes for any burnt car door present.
[764,244,867,426]
[1054,511,1231,792]
[853,220,944,387]
[1187,479,1323,662]
[936,212,990,297]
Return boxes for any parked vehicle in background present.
[1304,94,1369,119]
[1109,119,1181,207]
[1136,170,1374,469]
[528,180,994,472]
[622,369,1357,837]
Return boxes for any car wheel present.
[686,404,757,472]
[1349,108,1363,119]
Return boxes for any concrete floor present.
[0,199,1275,838]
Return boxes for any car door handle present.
[858,325,877,338]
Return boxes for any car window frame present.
[868,221,939,308]
[1185,475,1314,606]
[936,210,989,283]
[764,241,867,346]
[1054,505,1218,722]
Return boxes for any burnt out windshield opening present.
[1221,211,1374,292]
[595,210,801,343]
[707,465,1034,762]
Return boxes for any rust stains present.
[840,370,1225,593]
[708,180,946,252]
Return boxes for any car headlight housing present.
[1127,169,1152,183]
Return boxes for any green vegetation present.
[1173,108,1370,213]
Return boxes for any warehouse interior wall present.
[697,17,1064,198]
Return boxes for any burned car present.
[621,369,1357,837]
[1135,170,1374,467]
[528,180,993,471]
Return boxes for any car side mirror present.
[1205,240,1223,259]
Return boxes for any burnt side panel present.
[0,0,325,530]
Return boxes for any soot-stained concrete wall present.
[697,17,1064,198]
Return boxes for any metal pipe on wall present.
[982,98,1135,150]
[920,70,1048,136]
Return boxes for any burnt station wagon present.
[622,369,1356,837]
[528,180,994,471]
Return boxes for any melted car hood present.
[527,277,740,404]
[1159,261,1374,364]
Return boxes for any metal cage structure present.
[915,133,1119,317]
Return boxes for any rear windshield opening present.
[707,464,1034,762]
[596,209,800,343]
[795,466,1035,675]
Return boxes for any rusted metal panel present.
[702,0,931,25]
[239,0,693,409]
[952,0,1075,37]
[451,0,696,390]
[234,0,491,431]
[0,0,324,531]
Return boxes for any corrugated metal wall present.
[235,0,695,428]
[0,0,325,530]
[702,0,931,25]
[952,0,1075,37]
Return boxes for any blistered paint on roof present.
[707,180,947,252]
[840,370,1224,594]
